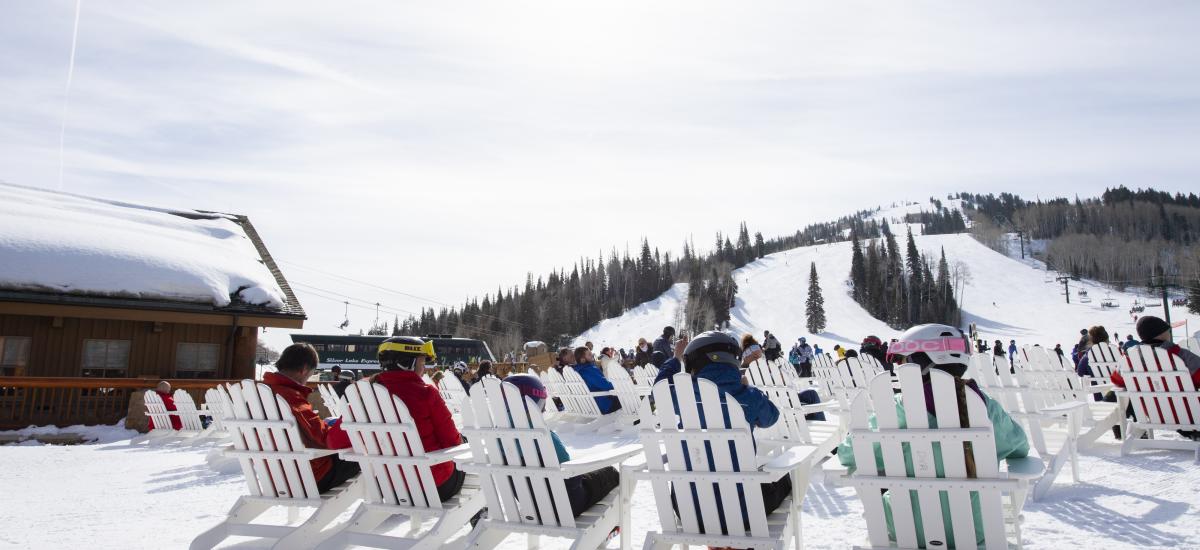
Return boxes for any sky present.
[2,1,1199,350]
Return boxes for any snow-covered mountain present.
[576,202,1199,352]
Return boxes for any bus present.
[288,334,495,374]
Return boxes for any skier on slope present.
[762,330,783,362]
[791,337,815,377]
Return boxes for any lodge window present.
[0,336,31,376]
[176,343,220,378]
[81,339,131,378]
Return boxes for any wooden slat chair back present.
[631,365,656,386]
[1085,342,1124,385]
[190,380,361,550]
[843,366,1030,549]
[975,353,1086,499]
[316,380,483,550]
[203,386,233,434]
[437,373,469,414]
[173,390,208,432]
[135,390,201,445]
[634,372,812,550]
[607,373,646,426]
[745,359,842,451]
[457,377,639,549]
[318,383,342,417]
[559,367,605,420]
[1119,344,1200,460]
[816,355,879,411]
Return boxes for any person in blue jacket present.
[572,346,621,414]
[670,331,792,534]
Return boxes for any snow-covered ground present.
[1,422,1196,549]
[0,182,285,308]
[581,232,1200,353]
[572,283,688,348]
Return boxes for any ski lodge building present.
[0,183,305,428]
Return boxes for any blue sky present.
[3,1,1199,348]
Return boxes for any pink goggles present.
[887,337,969,357]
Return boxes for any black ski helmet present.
[683,331,741,371]
[378,336,436,371]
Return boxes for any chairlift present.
[1101,293,1119,308]
[1043,273,1055,283]
[1077,289,1089,297]
[337,301,351,330]
[1146,298,1162,307]
[1079,294,1092,304]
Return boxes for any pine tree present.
[850,226,867,301]
[806,262,826,333]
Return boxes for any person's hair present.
[574,346,590,364]
[156,380,171,393]
[1088,325,1110,345]
[477,360,493,376]
[557,347,572,358]
[276,343,319,373]
[331,365,341,373]
[844,349,859,358]
[638,338,648,346]
[740,333,758,349]
[663,326,675,337]
[431,371,444,384]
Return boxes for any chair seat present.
[653,496,793,548]
[480,481,618,538]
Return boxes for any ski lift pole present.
[1056,275,1074,304]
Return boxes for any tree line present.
[849,222,961,330]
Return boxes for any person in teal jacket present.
[838,324,1029,548]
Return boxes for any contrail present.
[58,0,82,190]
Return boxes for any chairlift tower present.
[1055,275,1078,304]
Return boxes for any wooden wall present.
[0,313,258,379]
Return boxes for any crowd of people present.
[149,315,1199,548]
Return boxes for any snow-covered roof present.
[0,182,299,315]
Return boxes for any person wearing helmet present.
[838,324,1029,547]
[860,335,887,368]
[372,336,466,502]
[450,361,471,389]
[791,337,815,377]
[673,331,793,532]
[263,343,356,493]
[504,374,621,517]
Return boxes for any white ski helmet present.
[888,324,971,375]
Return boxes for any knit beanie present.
[1136,316,1171,343]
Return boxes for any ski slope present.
[571,282,688,348]
[579,232,1199,352]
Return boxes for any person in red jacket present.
[263,343,356,493]
[148,380,183,430]
[1111,316,1200,389]
[372,336,466,502]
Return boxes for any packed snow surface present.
[580,231,1200,352]
[0,425,1196,549]
[0,182,285,309]
[572,283,688,348]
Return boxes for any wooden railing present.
[0,377,241,430]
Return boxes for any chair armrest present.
[761,444,818,473]
[1002,456,1046,481]
[309,448,341,458]
[426,443,472,463]
[1039,401,1088,415]
[560,443,643,475]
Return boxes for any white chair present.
[437,373,470,414]
[969,354,1083,500]
[746,359,844,455]
[319,382,342,417]
[201,385,237,468]
[133,389,201,445]
[190,380,362,550]
[837,365,1043,549]
[1119,344,1200,461]
[629,372,816,550]
[457,376,641,549]
[316,380,484,550]
[172,389,229,445]
[607,373,649,428]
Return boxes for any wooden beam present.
[0,301,304,328]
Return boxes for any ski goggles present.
[887,337,969,359]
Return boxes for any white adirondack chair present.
[812,356,880,413]
[545,368,614,430]
[968,354,1083,500]
[172,389,229,445]
[133,389,202,445]
[201,385,237,468]
[437,373,470,414]
[746,359,844,455]
[631,365,655,387]
[457,377,641,549]
[190,380,362,550]
[1016,347,1121,449]
[319,383,342,417]
[1083,342,1124,387]
[629,372,816,550]
[607,373,649,428]
[316,380,484,550]
[1118,344,1200,461]
[837,366,1044,549]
